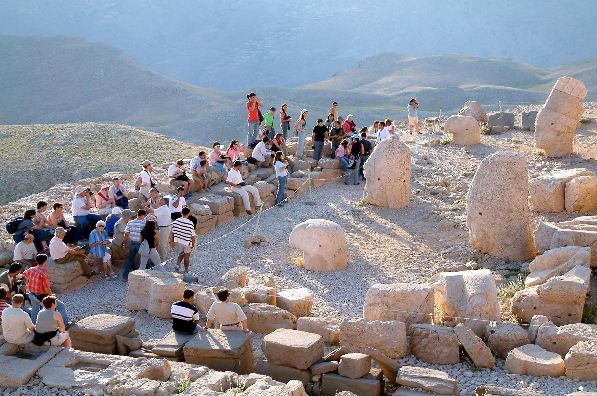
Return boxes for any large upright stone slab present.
[430,269,500,331]
[69,314,136,355]
[288,219,348,272]
[340,318,408,359]
[454,324,495,369]
[466,151,535,260]
[262,329,324,370]
[535,76,587,157]
[363,283,433,325]
[183,329,254,374]
[127,270,185,319]
[364,136,411,208]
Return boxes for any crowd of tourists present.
[1,94,421,346]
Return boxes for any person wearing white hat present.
[136,161,154,200]
[95,183,116,216]
[89,221,116,278]
[71,186,102,238]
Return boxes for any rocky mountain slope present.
[0,122,203,204]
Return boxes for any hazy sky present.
[1,0,595,90]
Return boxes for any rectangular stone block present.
[215,211,234,227]
[363,283,433,325]
[152,330,196,358]
[254,359,310,386]
[321,372,382,396]
[51,275,88,294]
[340,318,408,359]
[262,328,324,370]
[0,347,60,387]
[193,194,235,214]
[242,303,296,334]
[276,288,313,318]
[296,317,340,345]
[183,329,254,374]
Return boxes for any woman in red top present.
[246,92,262,146]
[279,103,292,140]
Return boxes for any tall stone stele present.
[466,151,535,260]
[363,135,411,208]
[535,76,587,157]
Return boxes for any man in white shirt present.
[168,160,190,194]
[169,186,187,221]
[13,233,37,267]
[251,137,273,167]
[1,294,35,345]
[137,160,154,200]
[49,228,93,277]
[154,197,172,260]
[226,161,262,215]
[72,186,102,238]
[377,119,396,142]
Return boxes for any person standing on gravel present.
[154,198,172,261]
[407,98,421,134]
[274,151,288,206]
[279,104,292,140]
[262,106,276,138]
[329,120,344,159]
[111,209,134,261]
[246,92,262,146]
[88,221,116,278]
[170,207,195,274]
[122,209,147,281]
[359,129,373,180]
[136,161,155,201]
[226,161,263,215]
[312,118,328,161]
[294,109,309,161]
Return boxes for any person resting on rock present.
[204,289,249,332]
[1,294,35,345]
[32,295,72,348]
[171,289,200,334]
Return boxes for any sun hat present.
[96,220,106,227]
[213,141,221,148]
[101,183,110,190]
[140,160,152,167]
[111,207,123,215]
[74,185,87,195]
[121,209,135,220]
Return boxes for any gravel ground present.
[1,107,596,395]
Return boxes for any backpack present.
[6,217,24,234]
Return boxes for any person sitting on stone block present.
[32,295,72,348]
[171,289,201,334]
[1,294,35,345]
[204,289,249,332]
[0,288,10,323]
[226,160,263,215]
[0,263,25,299]
[49,228,94,278]
[251,136,274,167]
[168,159,191,195]
[13,232,38,268]
[88,221,116,278]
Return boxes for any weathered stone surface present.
[564,340,597,380]
[535,76,587,157]
[513,265,590,325]
[528,315,550,343]
[276,288,314,318]
[430,269,500,329]
[46,259,88,293]
[535,216,597,268]
[69,314,135,355]
[565,176,597,212]
[488,112,515,129]
[243,303,297,334]
[218,266,249,289]
[458,101,488,123]
[528,168,593,212]
[364,136,411,208]
[454,324,495,369]
[484,322,529,359]
[321,372,382,396]
[408,324,460,365]
[254,359,311,386]
[0,347,60,387]
[397,366,458,395]
[115,335,142,356]
[152,330,196,358]
[466,151,535,260]
[525,246,590,287]
[444,115,481,145]
[310,360,339,376]
[521,111,538,131]
[338,353,371,379]
[183,329,254,374]
[289,219,348,272]
[363,283,433,325]
[505,344,565,377]
[296,317,341,345]
[127,270,185,318]
[262,329,324,370]
[242,285,276,305]
[193,194,235,214]
[535,322,597,357]
[340,319,408,359]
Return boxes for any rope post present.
[252,202,264,236]
[305,169,316,206]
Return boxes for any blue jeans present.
[296,130,307,158]
[123,241,141,280]
[276,176,287,204]
[359,155,369,179]
[74,214,102,238]
[213,162,227,177]
[331,142,339,159]
[29,293,70,325]
[345,158,361,185]
[313,141,324,161]
[247,120,260,146]
[281,123,289,140]
[338,156,349,173]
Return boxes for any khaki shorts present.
[408,116,419,125]
[49,331,69,346]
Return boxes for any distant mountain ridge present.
[0,36,594,146]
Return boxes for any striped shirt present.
[124,219,146,242]
[171,301,199,333]
[171,217,195,246]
